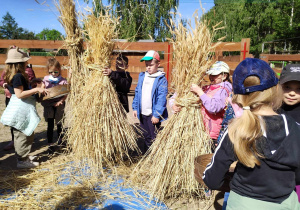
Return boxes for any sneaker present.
[17,159,39,169]
[28,155,38,161]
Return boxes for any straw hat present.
[5,47,31,64]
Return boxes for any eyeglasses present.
[49,71,59,74]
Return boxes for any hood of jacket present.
[145,70,165,78]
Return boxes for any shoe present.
[28,155,38,161]
[4,141,14,151]
[17,159,39,169]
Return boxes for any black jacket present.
[277,103,300,124]
[203,114,300,203]
[109,71,132,112]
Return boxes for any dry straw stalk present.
[129,15,221,201]
[62,8,140,174]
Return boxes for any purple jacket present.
[200,81,232,114]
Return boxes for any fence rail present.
[0,38,251,90]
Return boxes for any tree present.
[36,28,63,40]
[0,12,37,40]
[0,12,19,39]
[204,0,300,57]
[85,0,178,41]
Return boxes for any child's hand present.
[103,68,112,76]
[36,87,49,95]
[190,84,204,96]
[55,100,64,107]
[151,116,159,124]
[133,111,137,118]
[172,104,182,113]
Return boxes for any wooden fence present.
[260,53,300,74]
[0,38,250,90]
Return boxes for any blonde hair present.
[46,58,61,74]
[228,76,282,168]
[4,62,28,85]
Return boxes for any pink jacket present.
[201,84,231,140]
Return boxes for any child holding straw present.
[41,58,67,146]
[132,50,168,152]
[170,61,232,148]
[103,54,132,112]
[0,46,48,169]
[203,58,300,209]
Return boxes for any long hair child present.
[203,58,300,209]
[42,58,67,146]
[0,46,47,169]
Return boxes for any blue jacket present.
[132,72,168,121]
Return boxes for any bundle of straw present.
[130,16,222,201]
[56,0,84,87]
[63,10,140,174]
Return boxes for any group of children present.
[1,46,68,168]
[1,46,300,208]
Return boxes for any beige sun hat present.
[5,46,31,64]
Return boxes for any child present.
[132,50,168,152]
[0,61,36,151]
[203,58,300,209]
[103,54,132,112]
[171,61,232,148]
[278,64,300,123]
[42,58,67,145]
[277,63,300,202]
[0,46,47,169]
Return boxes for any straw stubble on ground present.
[0,94,224,209]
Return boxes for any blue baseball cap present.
[232,58,279,94]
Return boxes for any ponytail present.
[228,76,282,168]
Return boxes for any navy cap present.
[233,58,279,94]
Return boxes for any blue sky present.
[0,0,215,35]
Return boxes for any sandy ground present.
[0,93,224,209]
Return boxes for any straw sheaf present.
[128,15,218,202]
[61,8,140,175]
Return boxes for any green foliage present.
[85,0,178,41]
[36,28,63,40]
[204,0,300,57]
[0,12,37,40]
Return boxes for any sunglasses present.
[49,71,59,74]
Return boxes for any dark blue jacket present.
[132,72,168,121]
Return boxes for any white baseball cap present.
[206,61,230,75]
